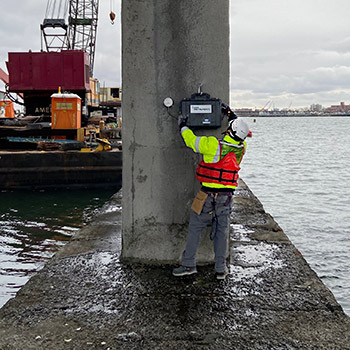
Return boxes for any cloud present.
[94,1,122,86]
[229,0,350,107]
[309,65,350,84]
[230,70,350,109]
[2,0,350,109]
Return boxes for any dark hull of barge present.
[0,150,122,190]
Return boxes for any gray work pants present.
[181,194,233,273]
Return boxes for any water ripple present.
[240,116,350,315]
[0,188,117,308]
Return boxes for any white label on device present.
[190,105,212,114]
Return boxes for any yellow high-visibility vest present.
[180,126,246,189]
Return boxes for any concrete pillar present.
[121,0,229,264]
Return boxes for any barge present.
[0,148,122,190]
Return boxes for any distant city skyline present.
[235,101,350,112]
[234,101,350,117]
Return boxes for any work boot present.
[172,266,197,277]
[216,268,229,280]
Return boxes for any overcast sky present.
[1,0,350,109]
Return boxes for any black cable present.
[45,0,51,18]
[166,107,178,120]
[5,84,25,106]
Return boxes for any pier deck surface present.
[0,179,349,349]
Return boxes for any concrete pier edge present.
[0,179,349,349]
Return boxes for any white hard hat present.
[229,118,249,140]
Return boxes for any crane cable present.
[63,0,69,18]
[57,0,63,18]
[45,0,68,19]
[51,0,56,18]
[110,0,116,24]
[4,84,24,106]
[45,0,50,17]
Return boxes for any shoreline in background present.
[235,112,350,118]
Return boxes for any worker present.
[173,107,249,280]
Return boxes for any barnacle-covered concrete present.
[0,179,349,349]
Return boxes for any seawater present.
[0,188,117,308]
[239,116,350,315]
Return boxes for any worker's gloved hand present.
[222,103,238,122]
[178,115,188,130]
[227,111,238,122]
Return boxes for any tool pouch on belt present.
[191,190,208,215]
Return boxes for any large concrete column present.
[121,0,230,264]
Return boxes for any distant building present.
[310,104,323,112]
[234,108,259,117]
[100,87,121,104]
[100,87,122,118]
[325,102,350,114]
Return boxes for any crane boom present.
[0,67,9,85]
[259,100,270,112]
[41,0,69,52]
[41,0,99,76]
[68,0,99,76]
